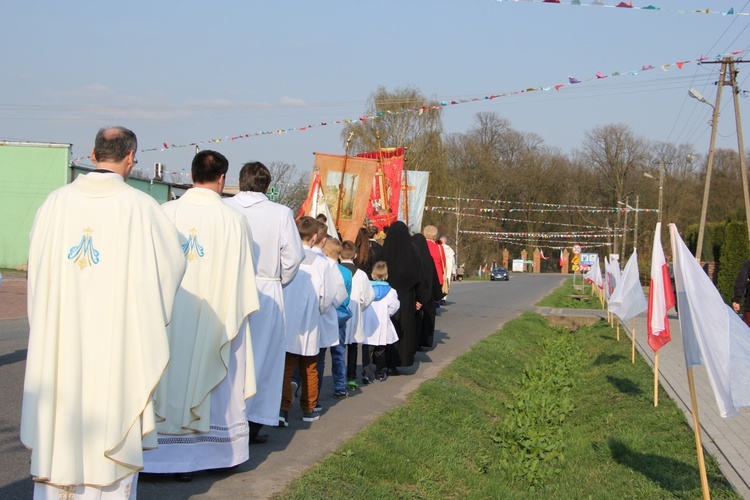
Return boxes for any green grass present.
[536,277,605,309]
[277,313,739,499]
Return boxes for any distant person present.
[143,150,260,481]
[225,161,304,445]
[440,236,455,303]
[457,264,465,281]
[732,258,750,327]
[316,213,328,223]
[22,126,185,498]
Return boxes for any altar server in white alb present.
[311,224,349,399]
[21,126,185,499]
[143,150,260,481]
[280,216,334,424]
[225,161,304,444]
[340,240,375,387]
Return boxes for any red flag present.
[356,147,404,230]
[648,223,676,352]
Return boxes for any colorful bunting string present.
[429,195,655,212]
[460,230,614,248]
[70,49,744,166]
[425,206,619,231]
[461,229,615,239]
[497,0,742,17]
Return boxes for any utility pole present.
[622,195,630,258]
[694,56,750,262]
[634,195,639,252]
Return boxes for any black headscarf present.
[382,221,421,292]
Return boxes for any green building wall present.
[0,142,71,269]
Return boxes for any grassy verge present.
[536,277,604,309]
[278,313,739,499]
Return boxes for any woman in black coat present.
[382,221,422,369]
[411,233,441,349]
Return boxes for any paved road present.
[0,273,565,499]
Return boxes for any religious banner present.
[313,152,377,242]
[398,170,430,234]
[356,147,405,231]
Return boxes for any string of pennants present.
[427,195,659,212]
[497,0,743,16]
[425,207,621,231]
[461,230,615,239]
[460,230,614,248]
[483,236,613,250]
[71,49,744,166]
[430,205,655,214]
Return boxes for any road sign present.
[572,244,582,255]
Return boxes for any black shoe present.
[387,367,401,376]
[175,472,194,482]
[249,433,268,444]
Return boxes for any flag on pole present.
[670,224,750,418]
[584,258,603,289]
[604,255,621,301]
[647,223,675,352]
[609,250,647,322]
[298,172,338,238]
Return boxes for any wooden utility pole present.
[695,56,750,262]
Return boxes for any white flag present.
[608,250,647,322]
[311,180,338,238]
[584,258,603,289]
[670,223,750,418]
[605,255,621,301]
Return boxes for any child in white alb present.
[362,261,399,382]
[339,241,375,390]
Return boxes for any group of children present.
[279,216,400,425]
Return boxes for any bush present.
[718,221,749,305]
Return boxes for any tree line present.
[275,85,750,285]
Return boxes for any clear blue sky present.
[2,1,749,185]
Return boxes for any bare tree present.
[341,85,444,173]
[267,161,308,214]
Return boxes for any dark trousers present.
[346,343,358,381]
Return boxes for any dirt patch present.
[0,280,27,319]
[545,315,601,331]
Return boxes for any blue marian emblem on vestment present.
[68,228,100,269]
[182,228,205,262]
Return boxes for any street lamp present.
[688,88,713,108]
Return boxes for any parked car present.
[490,267,509,281]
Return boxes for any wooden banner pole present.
[654,351,659,407]
[631,318,636,364]
[687,367,711,500]
[616,321,620,342]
